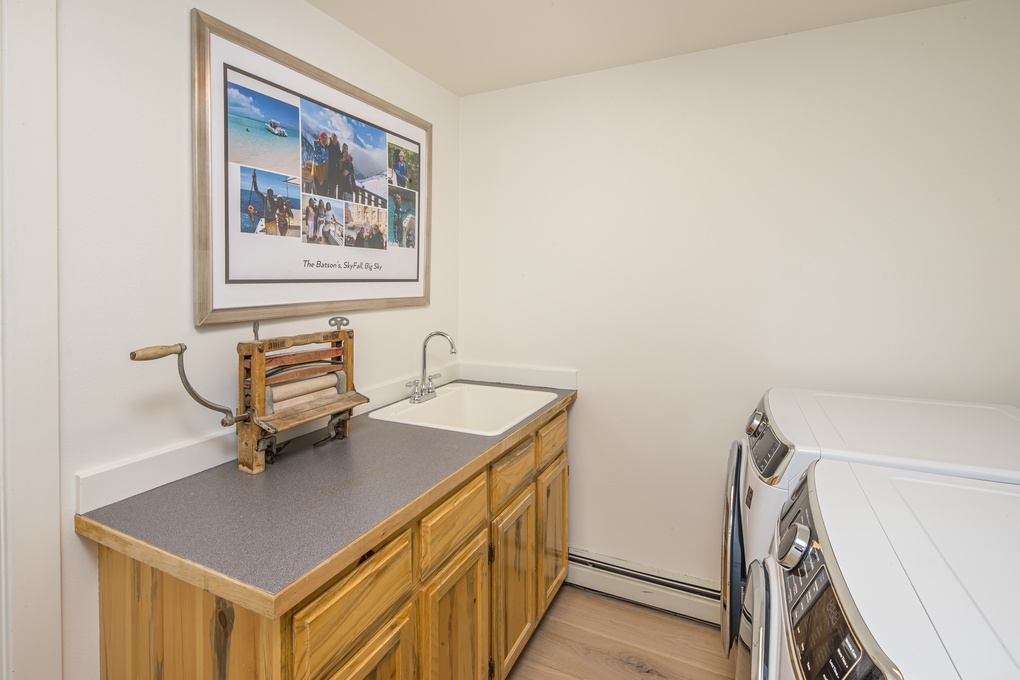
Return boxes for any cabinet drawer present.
[325,602,415,680]
[419,472,487,579]
[491,440,535,512]
[293,530,413,680]
[535,412,567,470]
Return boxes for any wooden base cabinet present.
[85,401,573,680]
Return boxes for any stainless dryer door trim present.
[735,559,768,680]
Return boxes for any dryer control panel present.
[746,399,791,481]
[777,475,891,680]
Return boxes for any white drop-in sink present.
[368,383,557,436]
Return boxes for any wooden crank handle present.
[130,343,186,361]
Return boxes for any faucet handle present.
[426,373,443,393]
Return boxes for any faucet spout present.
[414,331,457,403]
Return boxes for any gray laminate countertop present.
[80,383,575,598]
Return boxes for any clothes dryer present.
[738,460,1020,680]
[720,388,1020,656]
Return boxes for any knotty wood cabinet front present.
[419,531,490,680]
[490,485,537,680]
[537,452,569,617]
[327,603,416,680]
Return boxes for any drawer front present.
[490,440,535,512]
[293,530,413,680]
[419,472,487,579]
[535,412,567,470]
[325,602,415,680]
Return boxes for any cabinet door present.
[327,602,415,680]
[491,485,536,680]
[420,530,490,680]
[537,453,568,617]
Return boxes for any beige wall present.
[459,0,1020,584]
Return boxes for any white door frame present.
[0,0,64,677]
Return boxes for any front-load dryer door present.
[721,439,745,656]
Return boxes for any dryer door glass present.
[721,440,745,657]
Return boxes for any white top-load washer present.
[721,388,1020,656]
[739,460,1020,680]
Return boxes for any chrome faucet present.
[407,331,457,403]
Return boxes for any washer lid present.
[816,460,1020,679]
[789,389,1020,483]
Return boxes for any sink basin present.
[368,383,557,436]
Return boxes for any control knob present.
[745,410,765,437]
[778,523,811,571]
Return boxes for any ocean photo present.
[226,75,300,175]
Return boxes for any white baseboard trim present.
[76,363,577,513]
[566,550,721,626]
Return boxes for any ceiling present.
[307,0,961,96]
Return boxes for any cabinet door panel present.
[420,530,490,680]
[326,603,414,680]
[537,453,569,617]
[491,485,536,680]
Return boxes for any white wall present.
[47,1,461,677]
[459,0,1020,586]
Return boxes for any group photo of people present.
[240,167,301,237]
[344,204,386,250]
[301,197,345,246]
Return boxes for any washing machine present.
[737,459,1020,680]
[721,387,1020,656]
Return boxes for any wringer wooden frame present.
[130,317,368,473]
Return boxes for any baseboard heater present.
[566,550,721,626]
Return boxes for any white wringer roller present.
[130,316,368,474]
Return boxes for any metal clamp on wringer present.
[129,316,368,474]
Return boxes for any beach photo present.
[226,70,300,175]
[238,165,301,237]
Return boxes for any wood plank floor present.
[507,585,735,680]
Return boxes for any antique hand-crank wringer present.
[130,316,368,474]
